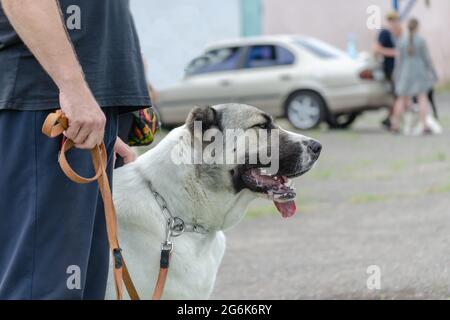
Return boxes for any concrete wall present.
[130,0,241,89]
[262,0,450,82]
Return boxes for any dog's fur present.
[402,107,442,136]
[105,104,321,299]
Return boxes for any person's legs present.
[417,94,430,131]
[390,96,407,131]
[0,108,117,299]
[381,72,395,129]
[83,111,118,299]
[428,89,438,119]
[0,110,41,299]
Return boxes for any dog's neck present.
[133,126,255,232]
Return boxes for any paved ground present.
[211,92,450,299]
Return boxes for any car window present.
[245,45,295,68]
[277,46,295,65]
[185,47,243,76]
[295,38,348,59]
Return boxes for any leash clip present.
[161,217,185,253]
[161,241,173,253]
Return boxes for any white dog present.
[403,105,442,136]
[106,104,321,299]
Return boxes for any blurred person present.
[0,0,150,299]
[374,12,402,129]
[390,18,438,134]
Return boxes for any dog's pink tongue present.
[274,200,297,218]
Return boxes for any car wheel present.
[285,91,326,130]
[328,112,360,129]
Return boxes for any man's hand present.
[114,137,138,165]
[60,87,106,149]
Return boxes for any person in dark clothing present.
[0,0,150,299]
[374,12,402,129]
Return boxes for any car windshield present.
[295,38,348,59]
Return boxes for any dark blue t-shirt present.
[0,0,150,111]
[378,29,395,78]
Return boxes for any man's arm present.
[373,30,398,58]
[373,42,397,58]
[1,0,105,149]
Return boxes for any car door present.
[228,44,296,116]
[158,47,246,123]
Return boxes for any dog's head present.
[185,103,321,219]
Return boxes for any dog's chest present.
[159,231,227,299]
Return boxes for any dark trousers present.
[0,108,118,299]
[114,112,134,168]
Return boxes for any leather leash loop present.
[42,109,68,138]
[59,139,107,184]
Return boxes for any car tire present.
[327,112,360,129]
[285,91,326,130]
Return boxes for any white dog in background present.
[403,104,442,136]
[105,104,321,299]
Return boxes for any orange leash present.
[42,110,140,300]
[152,250,171,300]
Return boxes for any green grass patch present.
[390,159,408,172]
[245,205,278,220]
[341,159,375,178]
[439,115,450,128]
[435,81,450,93]
[416,151,448,164]
[351,193,391,204]
[309,168,333,180]
[426,183,450,194]
[335,130,361,141]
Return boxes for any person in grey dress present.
[390,18,438,133]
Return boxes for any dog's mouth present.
[241,168,298,218]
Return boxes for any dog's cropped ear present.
[186,105,219,133]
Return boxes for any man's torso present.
[0,0,150,111]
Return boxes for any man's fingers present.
[71,125,90,145]
[64,122,81,141]
[75,131,103,150]
[123,150,138,164]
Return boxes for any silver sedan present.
[157,35,392,130]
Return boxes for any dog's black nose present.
[307,140,322,154]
